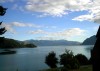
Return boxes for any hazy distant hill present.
[82,35,96,45]
[24,40,81,46]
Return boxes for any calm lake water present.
[0,45,93,71]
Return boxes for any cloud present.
[11,22,42,28]
[2,22,58,34]
[2,0,100,23]
[72,0,100,23]
[48,28,85,37]
[72,14,94,21]
[28,29,46,34]
[28,28,85,40]
[2,23,16,34]
[23,0,100,23]
[2,22,43,34]
[24,0,91,17]
[11,22,58,29]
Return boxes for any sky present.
[0,0,100,42]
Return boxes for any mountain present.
[24,40,81,46]
[0,37,36,48]
[82,35,96,45]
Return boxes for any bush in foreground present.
[75,54,89,65]
[60,50,80,69]
[45,51,58,68]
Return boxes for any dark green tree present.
[0,6,7,35]
[60,50,79,69]
[0,6,7,47]
[45,51,58,68]
[0,22,6,35]
[75,54,89,65]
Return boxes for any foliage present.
[60,50,80,69]
[0,23,6,35]
[0,6,7,48]
[42,65,92,71]
[0,6,7,16]
[0,6,7,35]
[45,51,58,68]
[24,43,36,48]
[0,38,21,48]
[75,54,89,65]
[88,57,92,64]
[0,38,37,48]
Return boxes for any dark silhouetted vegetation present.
[42,65,92,71]
[0,6,7,35]
[0,22,6,35]
[0,38,37,48]
[91,26,100,71]
[60,50,80,70]
[45,51,58,68]
[0,6,7,16]
[44,50,91,71]
[75,54,89,65]
[24,43,36,48]
[0,6,7,48]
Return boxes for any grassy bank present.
[42,65,92,71]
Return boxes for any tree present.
[0,6,7,16]
[0,22,6,35]
[0,6,7,47]
[45,51,58,68]
[60,50,79,69]
[0,6,7,35]
[75,54,89,65]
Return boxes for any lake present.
[0,45,93,71]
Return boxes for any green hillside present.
[0,37,36,48]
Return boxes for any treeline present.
[45,50,91,71]
[0,37,36,48]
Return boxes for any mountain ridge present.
[24,39,81,46]
[82,35,96,45]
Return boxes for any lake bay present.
[0,45,93,71]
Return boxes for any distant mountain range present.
[24,35,97,46]
[23,40,81,46]
[82,35,96,45]
[0,35,97,48]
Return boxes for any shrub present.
[60,50,80,69]
[75,54,89,65]
[45,51,58,68]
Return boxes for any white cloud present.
[28,28,85,40]
[11,22,42,28]
[23,0,100,23]
[72,0,100,23]
[28,29,46,34]
[25,0,91,17]
[2,22,58,34]
[72,14,94,21]
[2,0,100,23]
[48,28,85,37]
[11,22,58,29]
[2,24,16,34]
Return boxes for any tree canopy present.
[0,6,7,35]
